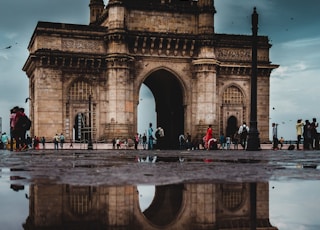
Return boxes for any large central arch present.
[143,69,184,149]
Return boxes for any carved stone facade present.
[23,0,278,146]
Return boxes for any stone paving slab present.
[0,147,319,186]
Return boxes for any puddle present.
[0,168,320,229]
[1,149,320,229]
[269,180,320,230]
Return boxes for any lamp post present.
[87,94,93,150]
[247,7,261,151]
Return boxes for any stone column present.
[104,1,136,140]
[105,56,135,139]
[107,186,135,228]
[187,183,217,229]
[192,59,220,140]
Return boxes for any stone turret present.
[89,0,105,24]
[197,0,215,34]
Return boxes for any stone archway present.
[142,184,184,227]
[23,0,278,143]
[143,69,184,149]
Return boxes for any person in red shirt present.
[205,125,213,150]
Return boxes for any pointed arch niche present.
[66,80,96,141]
[220,85,246,137]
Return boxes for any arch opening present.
[142,184,184,227]
[226,116,238,138]
[141,69,184,149]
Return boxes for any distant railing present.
[283,140,299,145]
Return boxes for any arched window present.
[223,86,243,104]
[69,80,92,101]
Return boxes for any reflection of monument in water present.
[24,181,278,229]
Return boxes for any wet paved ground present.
[1,145,320,186]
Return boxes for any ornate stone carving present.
[216,48,251,62]
[62,39,100,52]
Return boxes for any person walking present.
[310,118,319,150]
[155,127,165,149]
[53,134,60,150]
[179,133,185,149]
[134,133,139,150]
[116,137,120,149]
[205,125,213,150]
[238,122,249,150]
[1,132,9,149]
[303,120,312,150]
[14,107,30,151]
[148,123,154,150]
[296,119,304,150]
[60,133,65,149]
[142,133,147,150]
[9,106,18,151]
[279,137,284,149]
[226,136,231,150]
[233,131,239,150]
[33,136,40,150]
[272,123,279,150]
[41,136,46,149]
[219,132,226,150]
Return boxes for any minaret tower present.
[89,0,104,24]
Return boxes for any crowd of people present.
[296,118,319,150]
[202,122,249,151]
[0,106,62,151]
[1,106,33,151]
[6,112,317,152]
[112,123,165,150]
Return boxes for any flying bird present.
[25,97,31,103]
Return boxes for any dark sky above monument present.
[0,0,320,140]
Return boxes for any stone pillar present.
[107,186,135,227]
[192,59,220,140]
[105,56,134,139]
[105,1,135,140]
[188,183,217,229]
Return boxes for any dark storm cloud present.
[0,0,89,39]
[0,0,91,133]
[215,0,320,43]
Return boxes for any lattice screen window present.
[68,80,96,139]
[67,186,93,216]
[222,86,243,104]
[69,80,92,101]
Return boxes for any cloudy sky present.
[1,0,320,141]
